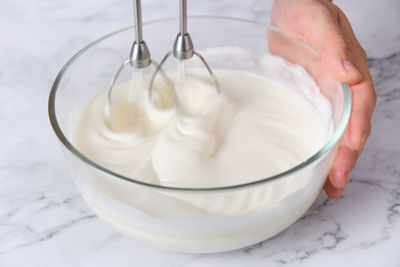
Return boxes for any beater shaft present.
[130,0,151,68]
[179,0,187,34]
[133,0,143,42]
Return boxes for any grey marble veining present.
[1,0,400,266]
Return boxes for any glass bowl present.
[48,16,351,253]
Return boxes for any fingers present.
[325,8,376,198]
[338,10,376,151]
[327,66,375,197]
[331,80,375,195]
[303,5,375,198]
[328,79,375,198]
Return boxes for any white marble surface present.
[1,0,400,266]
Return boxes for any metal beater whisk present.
[148,0,220,100]
[105,0,153,123]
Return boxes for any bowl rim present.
[48,15,351,193]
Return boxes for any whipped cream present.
[72,48,333,216]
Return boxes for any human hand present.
[270,0,377,198]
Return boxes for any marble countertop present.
[1,0,399,266]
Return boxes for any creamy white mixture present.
[72,48,333,217]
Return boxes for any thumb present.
[304,13,362,84]
[317,31,362,84]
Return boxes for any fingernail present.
[343,60,358,73]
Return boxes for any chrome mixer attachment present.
[105,0,153,125]
[148,0,220,100]
[106,0,220,128]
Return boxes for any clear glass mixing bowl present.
[48,16,351,253]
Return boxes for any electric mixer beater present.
[149,0,220,101]
[106,0,220,130]
[105,0,156,129]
